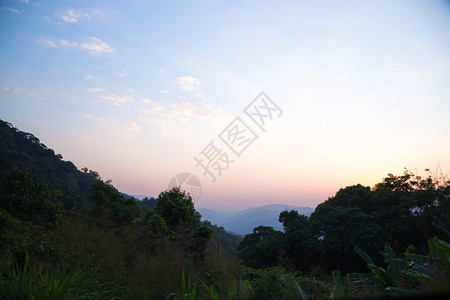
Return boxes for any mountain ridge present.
[197,204,314,235]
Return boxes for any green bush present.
[246,267,300,300]
[296,274,330,299]
[0,253,124,300]
[342,237,450,298]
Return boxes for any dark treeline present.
[0,119,242,299]
[239,172,450,274]
[0,120,97,210]
[1,118,450,299]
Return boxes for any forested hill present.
[0,119,97,209]
[1,118,450,298]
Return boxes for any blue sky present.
[1,0,450,210]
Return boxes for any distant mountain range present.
[197,204,314,236]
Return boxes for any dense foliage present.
[0,120,96,210]
[1,118,449,299]
[237,172,450,274]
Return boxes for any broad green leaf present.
[433,237,450,259]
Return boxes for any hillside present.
[0,119,98,209]
[198,204,314,235]
[1,119,450,299]
[0,119,239,298]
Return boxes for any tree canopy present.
[237,169,450,274]
[1,118,449,298]
[0,119,97,210]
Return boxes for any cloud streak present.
[1,85,44,101]
[2,7,22,14]
[170,101,225,121]
[88,88,105,93]
[84,74,97,80]
[137,98,228,135]
[80,37,113,54]
[141,98,164,113]
[55,8,105,23]
[100,93,134,106]
[59,39,78,47]
[55,9,89,23]
[41,37,113,54]
[98,116,119,122]
[177,76,200,91]
[126,122,141,132]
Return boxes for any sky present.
[1,0,449,210]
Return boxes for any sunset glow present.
[1,0,449,210]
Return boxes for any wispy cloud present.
[149,106,163,113]
[138,97,228,135]
[79,134,94,141]
[88,87,104,93]
[80,37,113,54]
[115,70,127,77]
[41,36,113,54]
[83,113,93,118]
[84,74,97,80]
[170,101,226,121]
[141,98,164,113]
[126,122,141,132]
[90,8,106,20]
[159,68,168,76]
[38,37,57,48]
[177,76,200,91]
[194,93,207,101]
[147,118,174,135]
[54,8,105,23]
[144,114,195,135]
[46,40,57,47]
[59,39,78,47]
[98,116,119,122]
[160,89,169,94]
[55,9,88,23]
[100,93,133,106]
[2,7,22,14]
[2,85,44,101]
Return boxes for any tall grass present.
[0,252,123,300]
